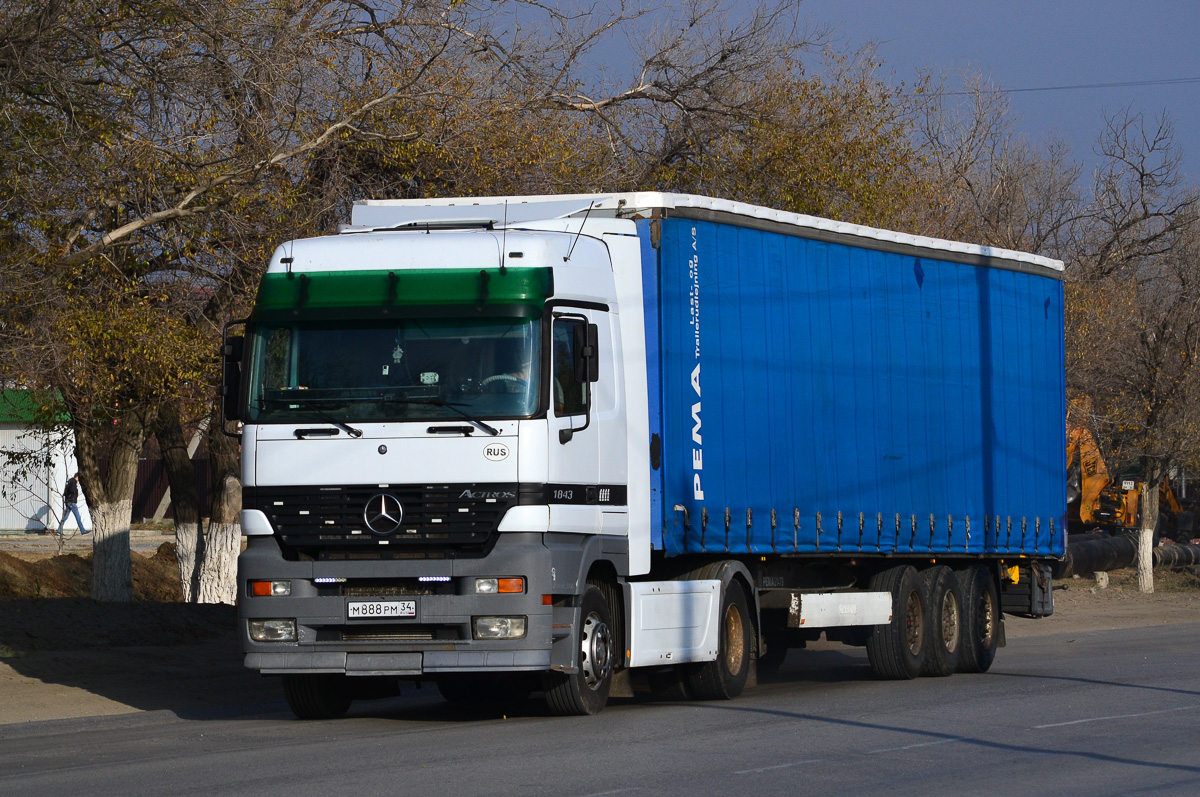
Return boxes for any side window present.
[553,319,588,416]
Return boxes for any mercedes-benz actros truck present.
[223,192,1065,718]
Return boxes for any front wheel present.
[686,579,752,700]
[282,673,352,720]
[437,674,534,704]
[543,583,614,715]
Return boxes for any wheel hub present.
[905,590,924,655]
[978,590,996,647]
[580,612,612,690]
[940,592,960,653]
[724,604,746,673]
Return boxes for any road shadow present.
[691,699,1200,776]
[0,598,279,721]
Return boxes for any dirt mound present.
[0,542,183,601]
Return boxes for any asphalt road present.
[2,623,1198,797]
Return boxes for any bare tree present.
[914,73,1083,254]
[1,0,816,600]
[1066,110,1200,592]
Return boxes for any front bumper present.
[238,532,559,675]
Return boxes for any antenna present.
[564,201,595,262]
[282,234,296,277]
[501,200,508,274]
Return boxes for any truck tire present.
[542,583,614,715]
[866,565,925,680]
[756,635,789,675]
[919,566,962,677]
[282,673,352,720]
[437,674,533,705]
[955,565,999,673]
[686,578,752,700]
[645,666,693,701]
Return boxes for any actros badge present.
[364,493,404,534]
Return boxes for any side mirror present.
[221,334,244,424]
[572,323,599,383]
[222,335,244,362]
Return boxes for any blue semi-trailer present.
[223,192,1065,718]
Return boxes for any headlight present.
[472,616,527,639]
[248,619,297,642]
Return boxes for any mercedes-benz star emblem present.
[364,493,404,535]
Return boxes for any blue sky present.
[803,0,1200,183]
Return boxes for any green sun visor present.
[255,267,552,320]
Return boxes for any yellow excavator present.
[1066,415,1192,542]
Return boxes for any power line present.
[945,76,1200,96]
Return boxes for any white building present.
[0,391,90,533]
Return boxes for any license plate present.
[347,600,416,619]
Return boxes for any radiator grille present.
[245,483,520,558]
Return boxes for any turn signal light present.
[250,580,291,597]
[476,577,525,594]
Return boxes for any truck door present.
[547,311,603,533]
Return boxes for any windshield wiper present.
[299,417,363,439]
[268,399,363,438]
[390,396,500,436]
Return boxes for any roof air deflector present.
[348,198,608,230]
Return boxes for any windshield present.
[246,316,540,423]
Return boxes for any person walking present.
[55,473,88,535]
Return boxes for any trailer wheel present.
[919,566,962,677]
[542,583,614,715]
[282,673,352,720]
[866,565,925,679]
[955,566,1000,673]
[686,579,752,700]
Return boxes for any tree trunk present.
[1137,481,1160,594]
[73,406,154,602]
[197,407,241,604]
[91,501,133,600]
[198,475,241,604]
[155,406,203,601]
